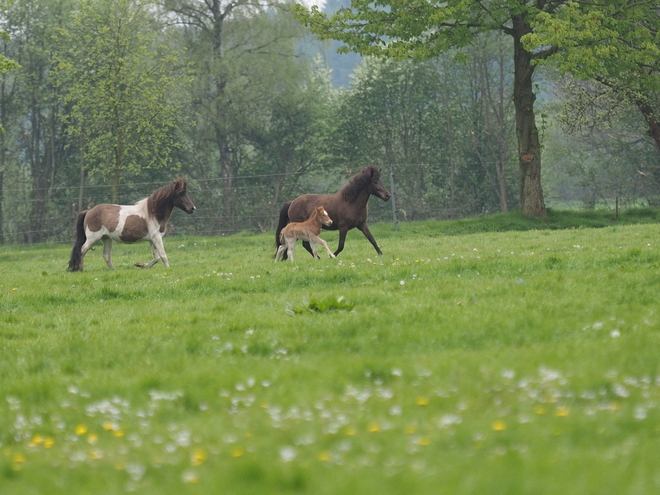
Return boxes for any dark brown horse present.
[275,167,391,258]
[68,178,196,271]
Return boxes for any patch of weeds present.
[286,296,355,315]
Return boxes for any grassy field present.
[1,209,660,494]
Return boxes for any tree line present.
[1,0,659,245]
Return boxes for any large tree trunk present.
[511,15,547,217]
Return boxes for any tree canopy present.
[293,0,566,217]
[524,0,660,154]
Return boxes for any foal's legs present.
[286,238,295,262]
[275,243,287,262]
[275,235,297,262]
[311,236,335,259]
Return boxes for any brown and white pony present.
[276,166,391,259]
[67,178,196,271]
[275,206,335,262]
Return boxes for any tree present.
[57,0,187,203]
[163,0,313,232]
[293,0,566,217]
[524,1,660,157]
[0,2,19,77]
[327,44,516,220]
[0,0,72,244]
[0,1,21,243]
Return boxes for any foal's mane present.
[147,177,186,220]
[340,166,379,203]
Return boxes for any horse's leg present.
[313,236,336,259]
[275,244,286,262]
[357,223,383,255]
[310,241,319,259]
[77,231,102,271]
[286,239,295,262]
[333,229,348,257]
[140,239,167,268]
[102,238,116,270]
[302,240,316,258]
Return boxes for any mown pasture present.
[1,210,660,494]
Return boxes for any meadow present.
[1,209,660,494]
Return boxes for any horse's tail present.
[68,210,88,272]
[275,201,291,251]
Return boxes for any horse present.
[275,206,335,263]
[67,177,196,271]
[275,166,391,259]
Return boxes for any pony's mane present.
[340,167,379,203]
[147,178,186,221]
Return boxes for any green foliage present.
[2,216,660,492]
[0,3,19,76]
[525,0,660,87]
[56,0,188,194]
[525,0,660,157]
[286,295,355,315]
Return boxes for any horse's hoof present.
[135,263,146,268]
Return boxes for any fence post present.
[389,165,398,231]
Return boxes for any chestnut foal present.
[275,206,335,262]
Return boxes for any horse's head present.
[316,206,333,227]
[367,167,391,201]
[172,178,196,214]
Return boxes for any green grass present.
[2,210,660,494]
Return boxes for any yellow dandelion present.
[113,429,125,438]
[12,288,17,291]
[417,436,431,446]
[345,426,357,436]
[492,420,506,432]
[405,425,417,435]
[102,421,115,431]
[416,396,428,406]
[230,447,244,458]
[13,453,26,464]
[87,433,98,445]
[31,435,44,445]
[75,424,87,435]
[191,449,206,466]
[43,437,55,449]
[368,423,380,433]
[318,450,330,462]
[555,407,569,417]
[534,406,546,415]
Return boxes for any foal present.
[275,206,335,262]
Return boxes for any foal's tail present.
[68,210,88,272]
[275,201,291,255]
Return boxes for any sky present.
[300,0,327,8]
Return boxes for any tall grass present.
[1,210,660,494]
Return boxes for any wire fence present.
[1,165,510,245]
